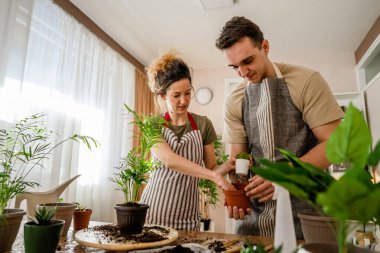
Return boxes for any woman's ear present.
[159,93,166,100]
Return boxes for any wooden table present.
[11,221,273,252]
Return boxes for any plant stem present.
[338,220,347,253]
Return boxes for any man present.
[215,16,344,239]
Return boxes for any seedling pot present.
[235,159,250,175]
[37,202,75,237]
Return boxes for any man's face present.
[223,37,269,83]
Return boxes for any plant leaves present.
[368,140,380,167]
[326,103,371,169]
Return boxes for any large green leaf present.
[317,177,371,222]
[254,151,335,206]
[368,140,380,167]
[326,103,371,169]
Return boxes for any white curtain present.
[0,0,135,222]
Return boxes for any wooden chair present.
[14,175,80,219]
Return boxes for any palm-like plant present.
[110,104,167,204]
[0,113,98,217]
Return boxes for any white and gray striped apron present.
[238,64,316,239]
[140,112,203,230]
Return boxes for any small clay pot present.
[223,189,251,214]
[73,209,92,230]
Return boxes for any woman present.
[140,50,235,231]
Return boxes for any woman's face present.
[161,78,192,115]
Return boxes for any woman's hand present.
[213,172,236,191]
[214,158,235,176]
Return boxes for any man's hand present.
[227,206,252,220]
[245,175,274,202]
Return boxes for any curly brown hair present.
[146,49,192,95]
[215,16,264,50]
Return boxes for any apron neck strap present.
[164,112,198,130]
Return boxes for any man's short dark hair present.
[215,16,264,50]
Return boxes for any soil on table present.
[88,224,171,244]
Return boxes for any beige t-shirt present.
[223,62,344,144]
[169,113,217,145]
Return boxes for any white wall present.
[365,76,380,154]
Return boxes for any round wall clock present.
[195,87,213,105]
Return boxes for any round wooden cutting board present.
[74,224,178,251]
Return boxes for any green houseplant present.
[253,104,380,253]
[198,178,219,231]
[198,135,227,231]
[0,113,98,251]
[24,204,65,253]
[110,104,167,235]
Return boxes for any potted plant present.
[198,136,227,231]
[0,113,98,251]
[224,151,252,214]
[109,104,167,235]
[198,178,219,231]
[73,202,92,231]
[24,204,65,253]
[253,104,380,253]
[235,151,251,176]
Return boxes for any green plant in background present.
[110,104,167,204]
[198,136,228,219]
[198,178,219,220]
[253,104,380,253]
[34,204,56,225]
[214,135,229,165]
[0,113,98,218]
[74,202,87,211]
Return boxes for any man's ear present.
[262,39,269,55]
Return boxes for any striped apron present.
[140,112,203,230]
[239,64,316,239]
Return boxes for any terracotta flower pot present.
[223,189,251,214]
[73,209,92,230]
[0,209,26,252]
[114,203,149,235]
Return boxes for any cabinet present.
[334,91,366,120]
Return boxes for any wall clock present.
[195,87,213,105]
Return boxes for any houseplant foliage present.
[198,136,226,230]
[253,104,380,253]
[0,113,98,216]
[24,204,65,253]
[0,113,97,251]
[110,104,167,234]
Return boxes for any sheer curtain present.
[0,0,135,222]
